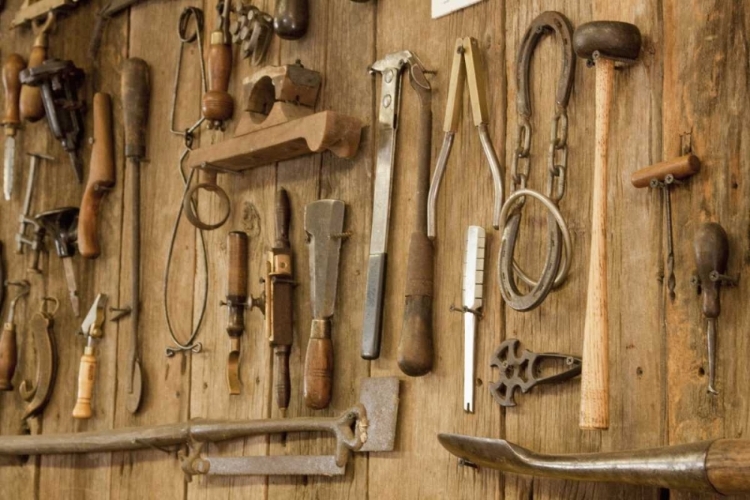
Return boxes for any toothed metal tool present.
[462,226,485,413]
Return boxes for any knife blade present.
[462,226,485,413]
[4,136,15,200]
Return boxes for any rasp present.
[303,199,345,409]
[462,226,485,413]
[362,50,412,360]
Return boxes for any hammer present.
[573,21,641,430]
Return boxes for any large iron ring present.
[498,188,572,311]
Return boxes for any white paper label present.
[431,0,483,19]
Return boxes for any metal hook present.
[39,296,59,316]
[6,280,31,324]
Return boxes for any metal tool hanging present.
[19,58,86,183]
[692,222,737,395]
[0,280,30,390]
[35,207,80,316]
[72,293,107,419]
[631,148,700,301]
[20,296,58,427]
[0,377,399,478]
[231,2,273,66]
[497,11,576,312]
[304,199,346,410]
[362,50,419,361]
[164,7,210,356]
[427,37,503,240]
[2,53,27,201]
[460,226,485,413]
[15,152,53,273]
[489,338,581,407]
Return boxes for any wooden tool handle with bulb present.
[72,345,96,419]
[20,33,47,122]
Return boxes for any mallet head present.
[573,21,642,65]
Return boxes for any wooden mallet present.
[574,21,641,430]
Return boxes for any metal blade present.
[4,136,15,201]
[304,200,345,319]
[462,226,485,413]
[80,293,108,335]
[63,258,81,317]
[359,376,399,452]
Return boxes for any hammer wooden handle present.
[631,154,701,188]
[20,40,46,122]
[72,346,96,419]
[79,93,116,259]
[202,32,234,124]
[304,318,333,409]
[398,100,434,376]
[275,345,291,414]
[274,0,309,40]
[580,57,614,431]
[2,54,26,132]
[0,322,17,391]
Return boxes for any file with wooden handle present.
[79,93,115,259]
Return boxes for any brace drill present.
[498,11,576,312]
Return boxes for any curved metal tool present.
[437,434,750,495]
[693,222,737,395]
[20,297,58,424]
[0,279,30,390]
[498,11,576,312]
[489,338,581,407]
[427,37,503,240]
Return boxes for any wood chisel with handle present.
[303,199,345,409]
[72,294,107,419]
[2,54,26,201]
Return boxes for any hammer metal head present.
[573,21,642,63]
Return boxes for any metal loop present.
[166,342,203,357]
[178,7,204,43]
[498,189,572,311]
[182,181,232,231]
[39,296,59,316]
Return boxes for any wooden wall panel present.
[0,0,748,499]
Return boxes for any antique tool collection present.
[0,0,747,495]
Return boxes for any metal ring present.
[497,189,572,311]
[182,182,231,231]
[178,7,204,42]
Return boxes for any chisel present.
[2,54,26,201]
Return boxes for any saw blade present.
[4,136,15,201]
[304,200,345,319]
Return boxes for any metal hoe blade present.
[305,200,345,319]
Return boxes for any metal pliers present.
[427,37,503,240]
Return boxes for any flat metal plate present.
[207,455,344,476]
[360,376,399,452]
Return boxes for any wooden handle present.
[121,58,150,159]
[79,93,116,259]
[20,44,45,122]
[2,54,26,132]
[275,189,291,248]
[0,323,17,391]
[202,33,234,123]
[72,346,97,419]
[273,0,309,40]
[706,439,750,495]
[631,154,701,188]
[580,58,615,431]
[304,319,333,409]
[398,232,434,376]
[274,345,291,414]
[227,231,248,299]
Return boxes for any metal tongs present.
[427,37,503,240]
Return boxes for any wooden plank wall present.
[0,0,747,498]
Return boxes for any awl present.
[2,54,27,201]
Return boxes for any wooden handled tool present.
[573,21,641,430]
[0,281,29,390]
[267,189,294,414]
[20,17,53,123]
[3,54,26,135]
[202,0,234,128]
[79,93,115,259]
[3,53,26,201]
[73,294,107,419]
[398,64,433,377]
[303,200,345,410]
[122,58,149,414]
[226,231,248,395]
[273,0,309,40]
[439,434,750,496]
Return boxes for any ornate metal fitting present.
[489,338,581,407]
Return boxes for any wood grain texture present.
[0,0,747,498]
